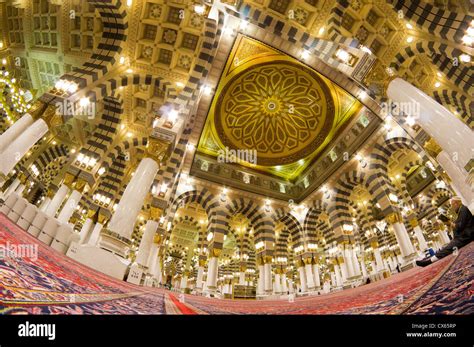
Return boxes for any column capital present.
[423,138,443,158]
[409,218,419,228]
[385,212,402,224]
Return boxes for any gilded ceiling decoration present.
[197,34,362,180]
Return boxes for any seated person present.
[416,197,474,267]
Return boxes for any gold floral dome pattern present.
[214,60,335,166]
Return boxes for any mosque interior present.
[0,0,473,316]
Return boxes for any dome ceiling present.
[197,35,363,180]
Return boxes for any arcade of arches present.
[0,0,473,310]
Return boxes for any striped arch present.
[225,197,275,256]
[227,3,352,72]
[68,95,124,180]
[77,72,176,104]
[329,170,369,242]
[367,136,429,216]
[171,215,207,252]
[303,200,330,246]
[272,207,304,249]
[348,200,377,242]
[433,90,474,130]
[28,144,70,179]
[388,0,473,45]
[153,11,225,203]
[38,0,128,105]
[398,158,425,209]
[390,41,473,96]
[326,0,359,47]
[101,136,149,174]
[167,189,224,253]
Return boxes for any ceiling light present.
[194,4,205,14]
[462,35,473,45]
[301,50,310,60]
[98,167,106,175]
[335,49,350,63]
[318,27,325,35]
[460,54,471,63]
[201,85,212,95]
[240,21,248,30]
[79,97,90,107]
[406,23,413,30]
[126,0,132,6]
[434,81,441,88]
[360,45,372,54]
[1,58,6,65]
[176,81,185,88]
[406,36,414,43]
[406,116,415,126]
[126,132,133,137]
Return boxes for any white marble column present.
[107,158,159,240]
[45,185,69,217]
[305,263,315,290]
[370,261,377,275]
[351,249,361,277]
[1,178,20,199]
[136,220,158,266]
[15,184,25,195]
[0,119,48,178]
[360,259,368,278]
[263,263,272,293]
[79,218,93,244]
[374,248,385,272]
[312,264,321,288]
[205,257,218,291]
[0,113,34,154]
[57,190,82,224]
[196,266,205,289]
[334,265,343,287]
[413,225,428,250]
[387,78,474,213]
[39,197,51,211]
[392,222,416,259]
[180,275,188,291]
[87,223,103,246]
[239,271,245,285]
[339,259,349,281]
[154,258,163,284]
[342,249,355,278]
[257,265,264,295]
[281,274,288,293]
[274,274,282,294]
[298,266,307,292]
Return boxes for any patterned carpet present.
[0,213,472,315]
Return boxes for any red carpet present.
[0,213,472,315]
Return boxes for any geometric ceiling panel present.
[197,34,363,180]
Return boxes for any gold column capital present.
[153,234,162,244]
[210,248,221,258]
[386,212,402,225]
[423,138,442,158]
[409,218,419,228]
